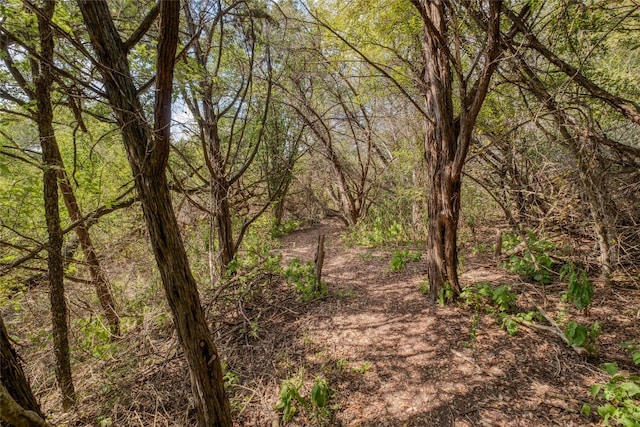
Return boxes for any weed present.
[621,342,640,365]
[274,373,332,424]
[437,282,454,306]
[222,363,239,390]
[343,216,407,247]
[564,320,601,355]
[74,316,117,360]
[335,358,349,371]
[584,362,640,426]
[271,220,302,238]
[560,262,594,311]
[503,231,555,284]
[417,280,429,295]
[354,362,371,374]
[460,282,533,335]
[284,258,326,301]
[310,376,331,422]
[389,249,422,272]
[274,374,307,422]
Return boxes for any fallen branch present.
[518,305,589,357]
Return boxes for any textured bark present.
[0,315,47,426]
[411,0,502,301]
[76,1,232,425]
[35,0,75,410]
[0,383,49,427]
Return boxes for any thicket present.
[1,0,639,426]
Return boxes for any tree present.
[178,0,275,277]
[75,0,232,424]
[0,314,49,427]
[34,0,75,408]
[410,0,502,300]
[0,0,120,335]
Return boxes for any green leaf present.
[633,352,640,365]
[590,384,603,397]
[581,403,591,417]
[565,321,587,346]
[601,362,619,375]
[311,380,329,408]
[597,402,617,418]
[620,381,640,398]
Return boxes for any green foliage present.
[274,373,332,424]
[221,363,239,390]
[460,282,536,336]
[354,362,371,374]
[284,258,325,301]
[503,232,555,284]
[586,363,640,426]
[389,249,421,271]
[560,262,594,311]
[564,321,601,355]
[417,280,429,295]
[460,282,516,313]
[271,220,302,238]
[343,216,407,247]
[74,316,117,360]
[437,281,454,306]
[275,375,307,422]
[621,342,640,366]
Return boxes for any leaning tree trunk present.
[35,0,75,409]
[56,166,120,335]
[77,1,232,425]
[0,314,48,426]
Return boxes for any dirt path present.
[248,218,617,426]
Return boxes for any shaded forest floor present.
[8,218,640,426]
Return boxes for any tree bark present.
[35,0,75,410]
[76,1,232,425]
[411,0,502,301]
[0,315,47,426]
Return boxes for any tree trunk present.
[76,1,232,425]
[412,0,501,302]
[424,134,462,300]
[419,0,461,300]
[35,0,75,409]
[56,168,120,335]
[0,315,47,425]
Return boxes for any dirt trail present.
[266,218,607,426]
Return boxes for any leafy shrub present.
[74,316,117,360]
[460,282,535,335]
[564,320,601,355]
[274,374,332,424]
[271,219,302,238]
[560,262,594,311]
[343,216,407,247]
[275,375,307,422]
[585,362,640,426]
[503,231,555,284]
[284,258,325,301]
[389,249,422,271]
[621,342,640,365]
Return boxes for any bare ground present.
[230,219,639,426]
[7,218,640,426]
